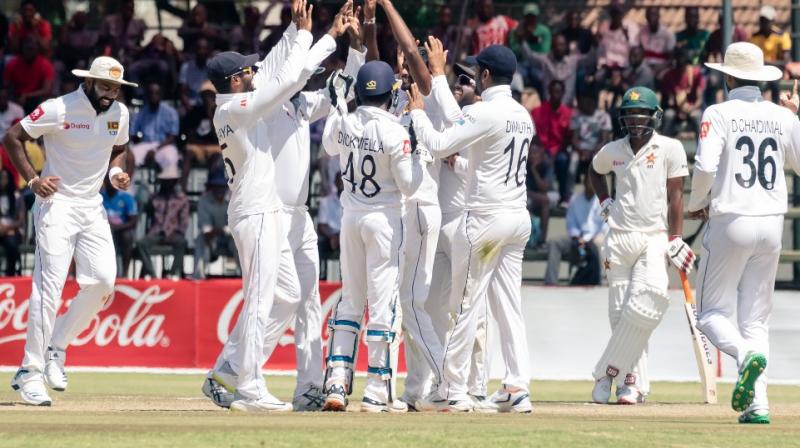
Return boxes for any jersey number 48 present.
[343,152,381,198]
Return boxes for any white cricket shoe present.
[229,392,292,413]
[616,385,645,405]
[470,394,499,413]
[292,385,325,412]
[398,393,419,412]
[44,347,67,391]
[11,370,52,406]
[592,376,612,404]
[210,364,238,393]
[489,388,532,413]
[202,374,234,408]
[323,383,348,412]
[389,399,408,413]
[415,390,448,412]
[360,395,389,413]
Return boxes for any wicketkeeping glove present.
[599,197,614,222]
[327,69,354,114]
[667,236,696,274]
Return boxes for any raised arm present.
[408,84,487,158]
[253,0,302,87]
[378,0,431,95]
[425,36,463,126]
[363,0,379,61]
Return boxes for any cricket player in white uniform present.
[258,5,366,412]
[5,56,135,406]
[589,86,693,405]
[202,0,316,413]
[408,45,534,413]
[321,60,422,412]
[689,42,800,424]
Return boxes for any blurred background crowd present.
[0,0,792,284]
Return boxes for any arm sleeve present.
[454,156,469,176]
[19,99,61,139]
[591,144,613,175]
[409,108,490,158]
[428,75,464,128]
[667,140,689,178]
[254,22,298,87]
[224,30,314,128]
[388,130,424,197]
[688,108,725,211]
[343,45,367,81]
[322,109,343,156]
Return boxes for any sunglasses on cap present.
[457,74,475,87]
[225,65,259,80]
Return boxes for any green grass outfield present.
[0,372,799,448]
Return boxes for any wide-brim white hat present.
[72,56,138,87]
[705,42,783,82]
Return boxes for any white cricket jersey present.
[689,86,800,217]
[410,85,533,212]
[269,40,365,208]
[593,132,689,233]
[214,29,313,221]
[20,87,130,205]
[398,75,464,206]
[322,105,421,211]
[438,104,477,214]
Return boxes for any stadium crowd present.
[0,0,792,284]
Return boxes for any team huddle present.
[5,0,800,423]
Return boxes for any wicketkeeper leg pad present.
[364,329,396,405]
[324,318,360,395]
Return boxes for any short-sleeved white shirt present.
[593,132,688,232]
[21,87,129,205]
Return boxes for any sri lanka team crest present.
[107,121,119,136]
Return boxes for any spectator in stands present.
[179,37,210,111]
[544,174,605,286]
[659,47,705,138]
[130,82,180,172]
[703,12,749,63]
[526,144,553,248]
[182,81,220,192]
[560,10,593,55]
[430,5,460,63]
[178,4,221,54]
[193,169,236,279]
[260,4,292,56]
[0,168,24,275]
[520,33,586,106]
[622,46,655,91]
[675,7,709,66]
[57,11,98,72]
[751,6,791,103]
[230,5,266,55]
[3,37,53,113]
[8,1,51,55]
[100,0,146,66]
[0,88,24,137]
[510,3,551,58]
[638,7,675,75]
[318,172,343,279]
[102,175,138,278]
[127,34,180,95]
[597,3,636,70]
[471,0,518,54]
[570,89,611,179]
[531,79,573,207]
[137,167,189,280]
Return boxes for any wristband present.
[27,176,39,189]
[108,167,123,181]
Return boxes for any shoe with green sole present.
[731,352,767,412]
[739,409,770,424]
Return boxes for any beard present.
[85,83,116,113]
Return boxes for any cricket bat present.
[680,271,717,404]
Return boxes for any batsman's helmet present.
[618,86,662,138]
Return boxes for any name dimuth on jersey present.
[337,131,385,153]
[730,119,784,135]
[506,120,534,134]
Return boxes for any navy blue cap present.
[356,61,397,99]
[464,45,517,79]
[207,51,260,81]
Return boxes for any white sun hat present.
[72,56,138,87]
[760,5,777,21]
[704,42,783,82]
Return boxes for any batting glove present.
[599,197,614,222]
[326,69,354,114]
[667,236,696,274]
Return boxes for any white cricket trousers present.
[328,208,403,402]
[400,201,443,401]
[260,207,323,397]
[21,199,116,380]
[215,211,282,400]
[696,214,782,411]
[440,208,531,401]
[598,230,669,392]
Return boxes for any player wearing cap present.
[4,56,135,406]
[321,60,422,413]
[202,0,316,413]
[407,45,534,413]
[589,86,691,405]
[689,42,800,424]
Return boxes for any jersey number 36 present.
[735,136,777,191]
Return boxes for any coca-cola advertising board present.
[0,278,374,370]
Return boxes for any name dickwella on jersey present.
[337,131,384,153]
